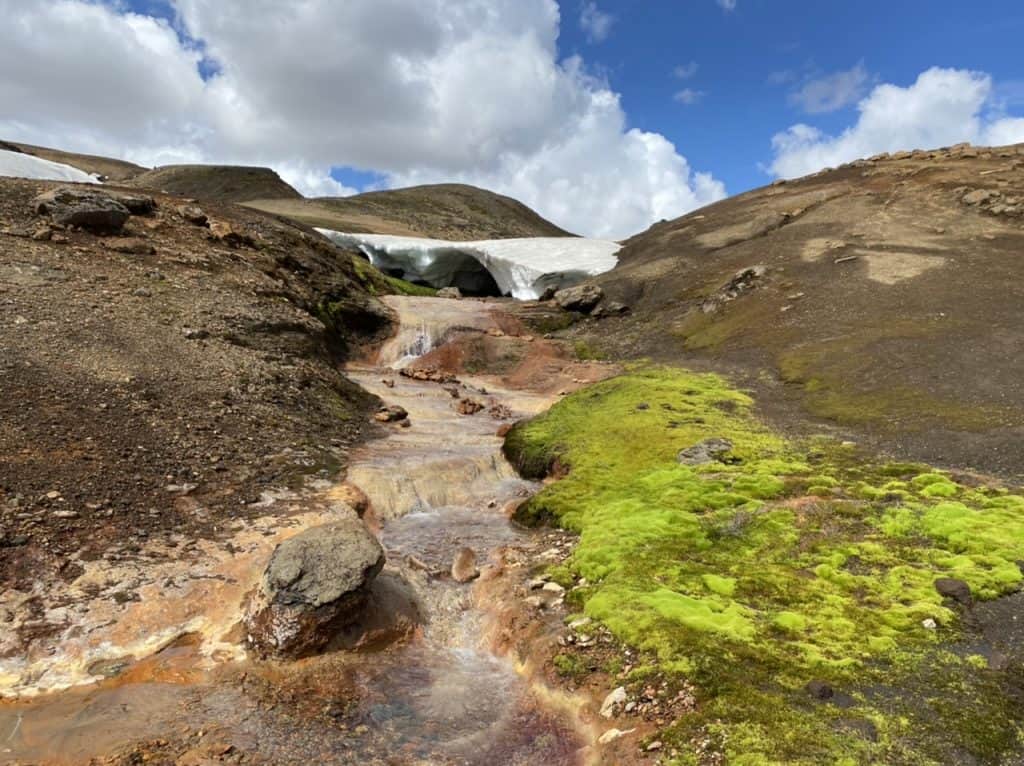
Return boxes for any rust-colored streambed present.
[0,296,594,765]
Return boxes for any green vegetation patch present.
[505,366,1024,763]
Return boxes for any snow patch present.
[0,149,100,184]
[317,230,620,300]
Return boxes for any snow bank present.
[0,149,100,184]
[318,230,620,300]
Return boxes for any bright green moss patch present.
[351,254,437,296]
[505,366,1024,763]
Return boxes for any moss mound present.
[506,367,1024,764]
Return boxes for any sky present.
[1,0,1023,239]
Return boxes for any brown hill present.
[570,142,1024,476]
[245,182,573,239]
[2,140,147,182]
[127,164,303,203]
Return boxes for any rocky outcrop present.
[245,517,385,658]
[554,283,603,313]
[33,187,131,232]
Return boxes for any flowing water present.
[0,296,592,765]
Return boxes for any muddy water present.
[0,296,591,765]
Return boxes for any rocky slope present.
[569,142,1024,477]
[246,182,573,239]
[0,178,393,606]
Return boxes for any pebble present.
[600,686,627,718]
[542,581,565,595]
[646,741,663,752]
[598,728,635,745]
[922,618,938,630]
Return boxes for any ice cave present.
[317,230,621,300]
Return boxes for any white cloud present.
[674,88,706,105]
[788,62,869,114]
[769,67,1024,179]
[0,0,724,238]
[717,0,737,11]
[674,61,699,80]
[579,1,613,43]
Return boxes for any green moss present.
[572,339,607,361]
[350,255,437,296]
[505,365,1024,763]
[552,652,589,679]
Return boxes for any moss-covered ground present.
[351,255,438,297]
[504,366,1024,764]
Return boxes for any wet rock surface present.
[246,516,385,658]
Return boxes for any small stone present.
[46,491,60,500]
[598,728,635,745]
[527,578,546,590]
[133,287,152,297]
[104,237,156,256]
[677,437,733,465]
[31,227,52,241]
[646,741,663,752]
[451,547,480,583]
[436,286,462,299]
[542,581,565,595]
[374,405,408,423]
[922,618,938,630]
[934,577,972,606]
[53,510,79,519]
[179,204,208,226]
[600,686,627,718]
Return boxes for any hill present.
[126,164,303,203]
[245,182,573,240]
[1,140,147,182]
[568,142,1024,476]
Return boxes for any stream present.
[0,295,595,765]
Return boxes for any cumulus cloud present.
[0,0,723,238]
[769,67,1024,179]
[579,1,613,43]
[788,62,869,114]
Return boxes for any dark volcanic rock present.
[245,518,385,658]
[34,187,131,232]
[935,577,972,606]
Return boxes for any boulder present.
[436,286,463,299]
[677,437,734,465]
[178,204,208,226]
[455,398,485,416]
[451,547,480,583]
[33,187,130,232]
[245,518,385,657]
[554,284,603,313]
[111,193,157,215]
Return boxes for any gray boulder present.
[246,517,385,658]
[677,437,734,465]
[554,284,603,313]
[34,187,131,232]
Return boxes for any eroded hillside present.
[573,143,1024,476]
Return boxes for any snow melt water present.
[317,230,620,300]
[0,149,100,184]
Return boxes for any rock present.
[34,187,130,232]
[922,617,938,630]
[677,437,734,465]
[245,517,385,657]
[331,571,423,651]
[103,237,156,255]
[805,679,834,700]
[374,405,408,423]
[963,189,998,206]
[598,728,636,744]
[436,286,462,299]
[592,300,629,318]
[554,284,603,313]
[111,193,156,215]
[209,219,256,248]
[542,581,565,595]
[451,547,480,583]
[538,286,558,302]
[646,741,663,752]
[600,686,627,718]
[934,577,972,606]
[455,398,485,416]
[31,227,51,242]
[178,204,208,226]
[332,483,370,517]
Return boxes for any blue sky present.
[3,0,1023,237]
[556,0,1024,193]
